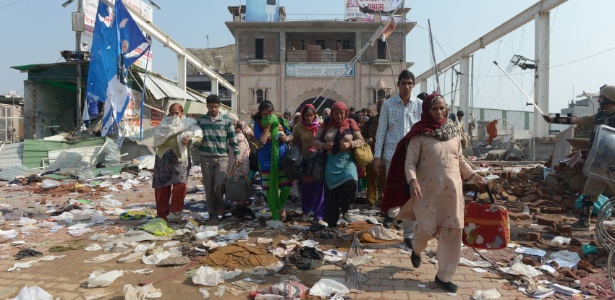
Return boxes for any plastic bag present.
[309,279,350,297]
[141,218,174,237]
[87,270,123,288]
[13,286,53,300]
[192,266,223,286]
[124,283,162,299]
[472,289,501,299]
[41,179,60,190]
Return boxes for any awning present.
[140,73,197,101]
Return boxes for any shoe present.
[410,251,421,268]
[342,212,351,222]
[166,212,182,223]
[434,275,457,293]
[404,238,413,250]
[382,216,395,228]
[317,219,328,227]
[217,215,224,222]
[572,195,593,231]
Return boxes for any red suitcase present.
[462,188,510,250]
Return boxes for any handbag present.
[302,150,326,181]
[226,164,250,201]
[281,146,303,180]
[462,187,510,250]
[353,143,374,166]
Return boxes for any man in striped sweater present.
[198,94,240,222]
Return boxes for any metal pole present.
[76,0,83,128]
[493,61,545,115]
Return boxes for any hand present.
[340,141,351,150]
[263,124,272,131]
[408,179,422,200]
[324,141,334,150]
[236,159,242,166]
[181,135,191,145]
[373,158,381,175]
[542,114,552,123]
[473,175,486,188]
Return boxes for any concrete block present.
[528,232,541,241]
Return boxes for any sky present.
[1,0,614,119]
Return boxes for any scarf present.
[301,104,320,136]
[153,115,196,161]
[381,93,459,213]
[260,114,282,201]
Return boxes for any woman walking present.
[292,104,326,224]
[314,101,364,228]
[384,93,485,293]
[152,103,201,222]
[253,100,293,220]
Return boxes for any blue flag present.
[85,0,150,136]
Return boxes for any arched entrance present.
[295,97,336,115]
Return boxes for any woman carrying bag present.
[314,101,364,228]
[152,103,202,222]
[384,93,485,293]
[253,100,293,221]
[292,104,326,224]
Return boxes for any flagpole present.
[140,49,151,141]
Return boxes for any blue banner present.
[85,0,149,137]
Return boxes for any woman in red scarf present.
[314,101,364,227]
[292,104,326,224]
[382,93,484,293]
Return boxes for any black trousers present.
[324,180,357,227]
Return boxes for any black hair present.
[416,92,428,101]
[398,70,415,84]
[253,100,275,123]
[206,94,221,105]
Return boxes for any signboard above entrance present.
[286,63,355,77]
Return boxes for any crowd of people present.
[152,71,492,293]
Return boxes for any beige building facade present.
[226,6,415,119]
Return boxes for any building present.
[225,5,414,119]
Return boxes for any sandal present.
[279,210,287,221]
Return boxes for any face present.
[332,108,346,124]
[169,107,182,117]
[323,110,330,117]
[397,77,414,97]
[429,97,447,122]
[303,110,316,123]
[121,40,129,53]
[457,115,463,122]
[284,114,291,121]
[207,103,220,117]
[261,108,273,117]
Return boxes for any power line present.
[0,0,21,11]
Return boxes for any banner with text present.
[286,63,355,77]
[344,0,404,22]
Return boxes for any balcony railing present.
[286,49,355,63]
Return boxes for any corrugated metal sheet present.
[0,142,23,169]
[149,76,196,100]
[0,165,37,181]
[22,138,107,168]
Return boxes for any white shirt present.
[374,93,422,161]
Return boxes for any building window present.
[290,40,305,50]
[373,89,389,103]
[377,39,387,59]
[255,38,264,59]
[336,39,351,49]
[256,89,265,103]
[314,39,326,50]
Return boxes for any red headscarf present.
[300,104,320,135]
[380,93,447,213]
[328,101,360,134]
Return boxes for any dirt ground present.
[0,169,613,299]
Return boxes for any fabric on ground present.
[200,242,279,269]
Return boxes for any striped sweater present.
[197,113,239,157]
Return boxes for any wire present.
[0,0,20,10]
